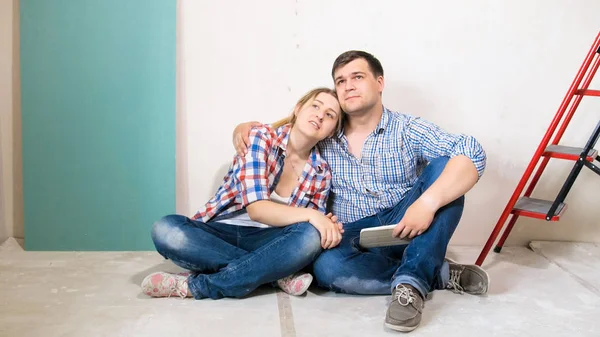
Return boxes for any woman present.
[142,87,345,300]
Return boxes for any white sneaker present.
[141,272,190,298]
[276,273,313,296]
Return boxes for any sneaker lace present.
[167,276,189,299]
[446,269,464,294]
[394,284,416,306]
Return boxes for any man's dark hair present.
[331,50,384,79]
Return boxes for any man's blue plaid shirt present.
[318,107,486,224]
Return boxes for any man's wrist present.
[419,194,441,211]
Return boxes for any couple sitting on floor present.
[140,50,489,333]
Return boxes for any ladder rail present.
[493,214,519,252]
[547,120,600,218]
[523,53,600,198]
[522,54,600,222]
[475,31,600,266]
[583,160,600,176]
[550,53,600,147]
[524,38,600,196]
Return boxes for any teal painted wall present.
[21,0,176,250]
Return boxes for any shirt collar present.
[275,123,325,174]
[275,123,292,152]
[375,106,390,134]
[335,106,391,138]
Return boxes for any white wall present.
[179,0,600,247]
[0,0,21,244]
[3,1,598,247]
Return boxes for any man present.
[233,50,488,332]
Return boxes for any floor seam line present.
[529,243,600,297]
[276,291,296,337]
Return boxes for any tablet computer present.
[359,224,412,248]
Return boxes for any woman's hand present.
[326,212,344,234]
[232,121,261,156]
[309,211,343,249]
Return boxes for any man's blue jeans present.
[151,215,322,299]
[312,157,462,298]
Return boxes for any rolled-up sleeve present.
[232,127,273,206]
[407,116,487,179]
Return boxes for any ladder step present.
[575,89,600,96]
[543,145,598,161]
[511,197,567,221]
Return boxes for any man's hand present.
[392,197,438,239]
[232,121,261,156]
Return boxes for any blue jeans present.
[312,157,462,298]
[151,215,322,299]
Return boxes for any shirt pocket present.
[293,190,316,210]
[294,174,318,206]
[376,151,414,185]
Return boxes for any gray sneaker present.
[445,258,490,295]
[385,284,424,332]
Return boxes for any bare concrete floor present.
[1,238,598,336]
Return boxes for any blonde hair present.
[272,87,344,135]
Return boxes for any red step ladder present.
[476,31,600,266]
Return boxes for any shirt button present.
[365,188,378,197]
